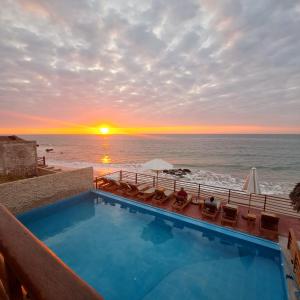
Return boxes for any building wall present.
[0,167,94,214]
[0,141,37,176]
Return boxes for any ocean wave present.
[46,159,291,196]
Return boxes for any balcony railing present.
[95,170,299,219]
[0,205,103,300]
[287,229,300,286]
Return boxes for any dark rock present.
[162,168,192,177]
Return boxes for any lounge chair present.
[171,194,192,211]
[202,200,221,220]
[260,212,279,238]
[98,178,113,190]
[101,179,120,191]
[221,204,239,226]
[137,187,156,201]
[152,189,175,205]
[125,183,150,197]
[96,177,110,188]
[114,181,132,194]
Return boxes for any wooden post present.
[174,180,176,192]
[198,184,201,198]
[263,195,267,211]
[153,176,155,187]
[228,189,231,203]
[120,170,122,181]
[135,173,138,184]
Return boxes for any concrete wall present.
[0,141,37,176]
[0,167,93,214]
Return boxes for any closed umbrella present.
[243,167,261,194]
[142,159,173,185]
[243,167,261,213]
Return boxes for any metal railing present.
[0,205,103,300]
[37,156,46,166]
[94,170,299,218]
[287,229,300,286]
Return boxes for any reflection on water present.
[99,135,112,164]
[141,216,174,245]
[101,155,111,164]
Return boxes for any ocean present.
[22,134,300,196]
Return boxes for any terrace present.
[95,170,300,241]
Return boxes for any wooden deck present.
[99,187,300,242]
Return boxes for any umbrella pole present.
[156,170,159,187]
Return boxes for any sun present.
[99,127,110,135]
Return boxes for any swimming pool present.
[19,190,288,300]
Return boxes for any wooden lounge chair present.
[114,181,132,194]
[152,189,175,205]
[125,183,150,197]
[202,200,221,220]
[96,177,110,188]
[260,212,279,238]
[137,187,157,201]
[172,194,192,211]
[221,204,239,226]
[98,179,113,190]
[101,179,120,191]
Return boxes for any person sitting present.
[175,188,188,205]
[205,196,217,208]
[202,196,221,220]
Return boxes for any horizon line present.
[3,132,299,136]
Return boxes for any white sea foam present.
[46,159,290,196]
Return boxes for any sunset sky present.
[0,0,300,134]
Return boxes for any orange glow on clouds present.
[1,109,299,135]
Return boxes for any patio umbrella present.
[142,159,173,185]
[243,167,261,213]
[243,167,261,194]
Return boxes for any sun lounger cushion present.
[222,206,238,219]
[261,214,279,231]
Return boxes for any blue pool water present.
[19,191,288,300]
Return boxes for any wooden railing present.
[95,170,299,218]
[287,229,300,286]
[37,156,46,166]
[0,205,103,300]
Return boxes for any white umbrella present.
[142,159,173,184]
[243,167,261,214]
[243,167,261,194]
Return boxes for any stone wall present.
[0,167,93,214]
[0,140,37,176]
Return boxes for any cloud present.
[0,0,299,131]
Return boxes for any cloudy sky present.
[0,0,300,134]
